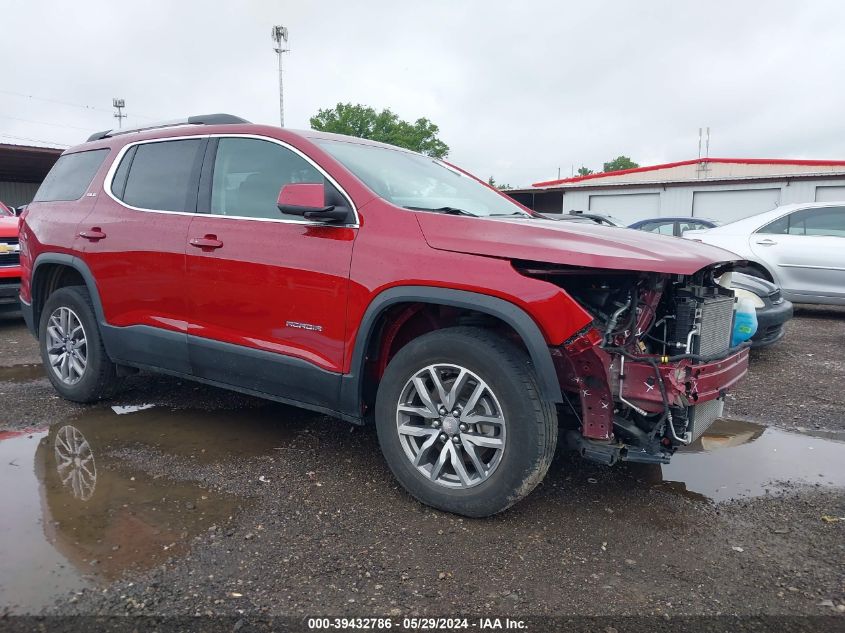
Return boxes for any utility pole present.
[112,98,126,128]
[271,26,290,127]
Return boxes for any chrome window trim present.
[102,133,359,227]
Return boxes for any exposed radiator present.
[695,295,734,357]
[672,290,734,359]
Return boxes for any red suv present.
[19,115,750,517]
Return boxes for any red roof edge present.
[532,157,845,188]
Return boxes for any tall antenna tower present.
[696,127,712,177]
[271,26,290,127]
[112,98,127,129]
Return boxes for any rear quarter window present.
[33,149,109,202]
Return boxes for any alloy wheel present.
[45,306,88,385]
[396,363,507,488]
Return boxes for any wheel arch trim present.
[30,253,107,336]
[340,286,563,418]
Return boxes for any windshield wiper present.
[488,212,531,217]
[404,206,479,217]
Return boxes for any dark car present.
[567,210,624,226]
[629,216,719,236]
[731,272,793,347]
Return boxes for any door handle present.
[755,238,777,246]
[189,234,224,250]
[79,228,106,241]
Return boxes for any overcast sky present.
[3,0,845,186]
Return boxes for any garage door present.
[692,188,780,223]
[814,185,845,202]
[587,193,659,224]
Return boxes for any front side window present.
[210,138,324,220]
[118,139,204,212]
[317,139,529,218]
[34,149,109,202]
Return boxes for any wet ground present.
[0,309,843,620]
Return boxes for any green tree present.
[602,156,639,172]
[310,103,449,158]
[577,166,594,177]
[488,176,512,190]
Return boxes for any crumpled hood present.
[416,214,743,275]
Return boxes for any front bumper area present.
[551,344,751,441]
[617,347,750,413]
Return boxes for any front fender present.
[339,286,571,419]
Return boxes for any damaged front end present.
[517,261,750,466]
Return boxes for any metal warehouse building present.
[507,158,845,225]
[0,143,63,207]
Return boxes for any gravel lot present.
[0,307,843,625]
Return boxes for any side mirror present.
[277,183,349,223]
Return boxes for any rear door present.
[186,135,356,409]
[80,137,207,373]
[751,206,845,302]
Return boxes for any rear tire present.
[374,326,558,517]
[39,286,119,403]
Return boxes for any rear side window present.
[33,149,109,202]
[640,221,673,235]
[118,139,204,212]
[759,207,845,237]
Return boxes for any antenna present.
[271,25,290,127]
[698,127,702,160]
[705,126,710,159]
[112,98,127,129]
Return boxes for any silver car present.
[684,202,845,306]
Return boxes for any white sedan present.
[684,202,845,306]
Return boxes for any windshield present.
[316,139,530,217]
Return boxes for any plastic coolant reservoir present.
[731,297,758,346]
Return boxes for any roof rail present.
[86,113,250,142]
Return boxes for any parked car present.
[628,217,792,346]
[685,203,845,306]
[0,200,16,216]
[629,216,718,236]
[567,210,624,226]
[0,209,21,313]
[19,114,751,517]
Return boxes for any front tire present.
[39,286,119,403]
[375,327,558,517]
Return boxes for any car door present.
[186,136,356,410]
[750,206,845,302]
[80,137,207,373]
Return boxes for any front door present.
[186,136,356,409]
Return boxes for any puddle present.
[650,418,845,501]
[0,404,311,614]
[0,363,46,383]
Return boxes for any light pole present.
[271,26,290,127]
